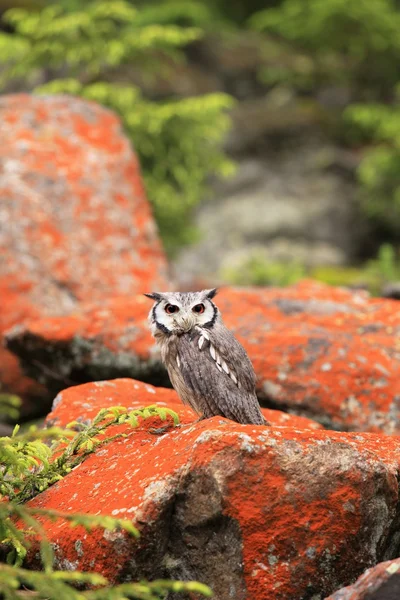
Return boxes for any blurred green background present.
[1,0,400,294]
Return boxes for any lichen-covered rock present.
[7,281,400,433]
[0,94,167,407]
[23,379,400,600]
[326,558,400,599]
[47,378,323,431]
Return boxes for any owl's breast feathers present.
[162,325,267,426]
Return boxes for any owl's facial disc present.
[146,290,219,335]
[151,300,182,333]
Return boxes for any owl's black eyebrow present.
[151,303,158,323]
[203,303,218,328]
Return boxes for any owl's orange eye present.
[193,303,205,314]
[165,304,179,314]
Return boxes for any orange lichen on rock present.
[22,379,400,600]
[47,378,323,431]
[0,94,168,406]
[8,280,400,432]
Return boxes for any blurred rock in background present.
[0,94,168,418]
[173,132,365,287]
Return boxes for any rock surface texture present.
[48,378,323,431]
[326,558,400,600]
[0,94,167,407]
[8,280,400,433]
[172,135,363,287]
[23,379,400,600]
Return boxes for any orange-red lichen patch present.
[0,94,168,405]
[8,281,400,432]
[47,378,322,431]
[23,379,400,599]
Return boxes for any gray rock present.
[173,135,366,287]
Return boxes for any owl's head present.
[144,289,219,336]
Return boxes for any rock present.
[0,94,167,413]
[382,282,400,300]
[6,294,166,396]
[47,378,323,431]
[326,558,400,599]
[7,281,400,434]
[172,134,365,288]
[22,378,400,599]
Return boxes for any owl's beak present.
[174,314,196,333]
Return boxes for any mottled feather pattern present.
[197,327,240,385]
[145,289,268,426]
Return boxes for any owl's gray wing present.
[173,326,266,425]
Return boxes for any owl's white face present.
[145,289,218,335]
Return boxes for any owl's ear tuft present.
[144,292,163,301]
[206,288,218,299]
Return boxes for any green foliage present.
[344,102,400,234]
[311,245,400,294]
[310,265,369,289]
[1,404,179,504]
[0,0,235,254]
[221,245,400,295]
[0,408,171,557]
[128,0,218,28]
[0,564,213,600]
[222,253,306,287]
[0,502,139,571]
[0,2,200,82]
[0,404,212,599]
[0,394,21,421]
[250,0,400,238]
[363,243,400,293]
[250,0,400,92]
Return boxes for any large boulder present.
[22,379,400,600]
[172,134,363,288]
[7,281,400,433]
[0,94,167,411]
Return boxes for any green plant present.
[343,101,400,234]
[250,0,400,93]
[0,405,179,505]
[249,0,400,240]
[310,244,400,294]
[0,0,235,254]
[0,404,213,599]
[363,243,400,292]
[220,245,400,294]
[310,265,369,289]
[222,253,306,287]
[0,562,212,600]
[0,393,21,421]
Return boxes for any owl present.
[144,289,268,426]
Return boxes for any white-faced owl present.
[145,289,268,425]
